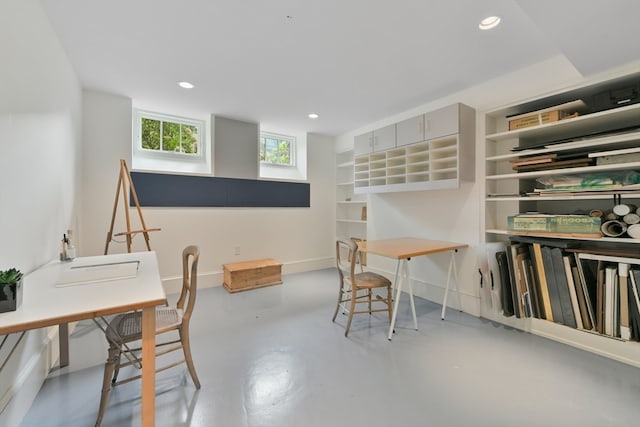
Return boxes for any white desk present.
[0,251,166,427]
[358,238,467,340]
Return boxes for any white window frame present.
[260,132,296,167]
[132,109,211,175]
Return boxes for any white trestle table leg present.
[441,250,460,320]
[388,259,405,340]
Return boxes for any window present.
[260,132,295,166]
[132,109,211,175]
[136,110,203,157]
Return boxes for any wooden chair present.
[332,239,392,336]
[95,245,201,426]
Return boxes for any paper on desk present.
[56,260,140,287]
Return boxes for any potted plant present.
[0,268,23,313]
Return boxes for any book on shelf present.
[507,214,601,235]
[563,256,584,330]
[512,157,594,172]
[532,243,552,321]
[484,242,506,316]
[510,124,640,152]
[515,248,535,318]
[570,262,593,330]
[495,251,515,317]
[510,153,557,167]
[629,270,640,340]
[506,244,525,318]
[618,263,631,340]
[588,145,640,165]
[541,246,565,325]
[574,253,597,331]
[596,264,605,334]
[525,246,543,319]
[603,266,618,337]
[595,152,640,166]
[551,247,578,328]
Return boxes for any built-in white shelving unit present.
[336,149,366,244]
[483,70,640,366]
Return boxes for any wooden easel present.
[104,159,160,254]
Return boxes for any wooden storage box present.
[507,99,585,131]
[509,110,561,130]
[223,258,282,293]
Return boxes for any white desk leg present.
[388,259,405,340]
[392,259,401,302]
[406,260,418,330]
[141,306,156,427]
[441,250,459,320]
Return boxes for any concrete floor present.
[20,268,640,427]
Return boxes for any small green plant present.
[0,268,23,285]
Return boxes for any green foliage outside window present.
[141,117,198,154]
[260,134,293,165]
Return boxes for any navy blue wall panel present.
[130,172,310,207]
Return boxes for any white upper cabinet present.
[355,124,397,157]
[353,103,475,193]
[354,132,373,157]
[372,124,396,152]
[396,115,425,147]
[425,103,459,140]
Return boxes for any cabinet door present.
[372,124,396,152]
[425,103,459,140]
[354,132,373,157]
[396,115,425,147]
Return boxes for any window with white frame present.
[260,132,295,166]
[132,109,211,175]
[135,110,203,157]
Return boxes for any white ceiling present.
[40,0,640,136]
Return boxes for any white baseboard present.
[365,265,481,317]
[162,256,334,295]
[0,327,59,426]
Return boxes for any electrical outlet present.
[234,245,240,255]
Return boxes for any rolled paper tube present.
[604,211,619,220]
[613,204,637,216]
[623,213,640,225]
[628,224,640,239]
[589,209,603,218]
[601,220,627,237]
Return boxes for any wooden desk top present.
[358,238,468,260]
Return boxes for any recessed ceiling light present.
[479,16,501,30]
[308,113,319,119]
[178,81,194,89]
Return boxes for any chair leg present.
[368,289,372,314]
[111,348,122,384]
[387,286,393,323]
[345,289,357,336]
[179,327,201,389]
[332,285,344,322]
[95,344,120,427]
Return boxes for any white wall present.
[214,116,259,179]
[0,0,82,424]
[81,91,336,294]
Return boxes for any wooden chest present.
[223,258,282,293]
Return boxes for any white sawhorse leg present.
[388,258,418,340]
[441,249,461,320]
